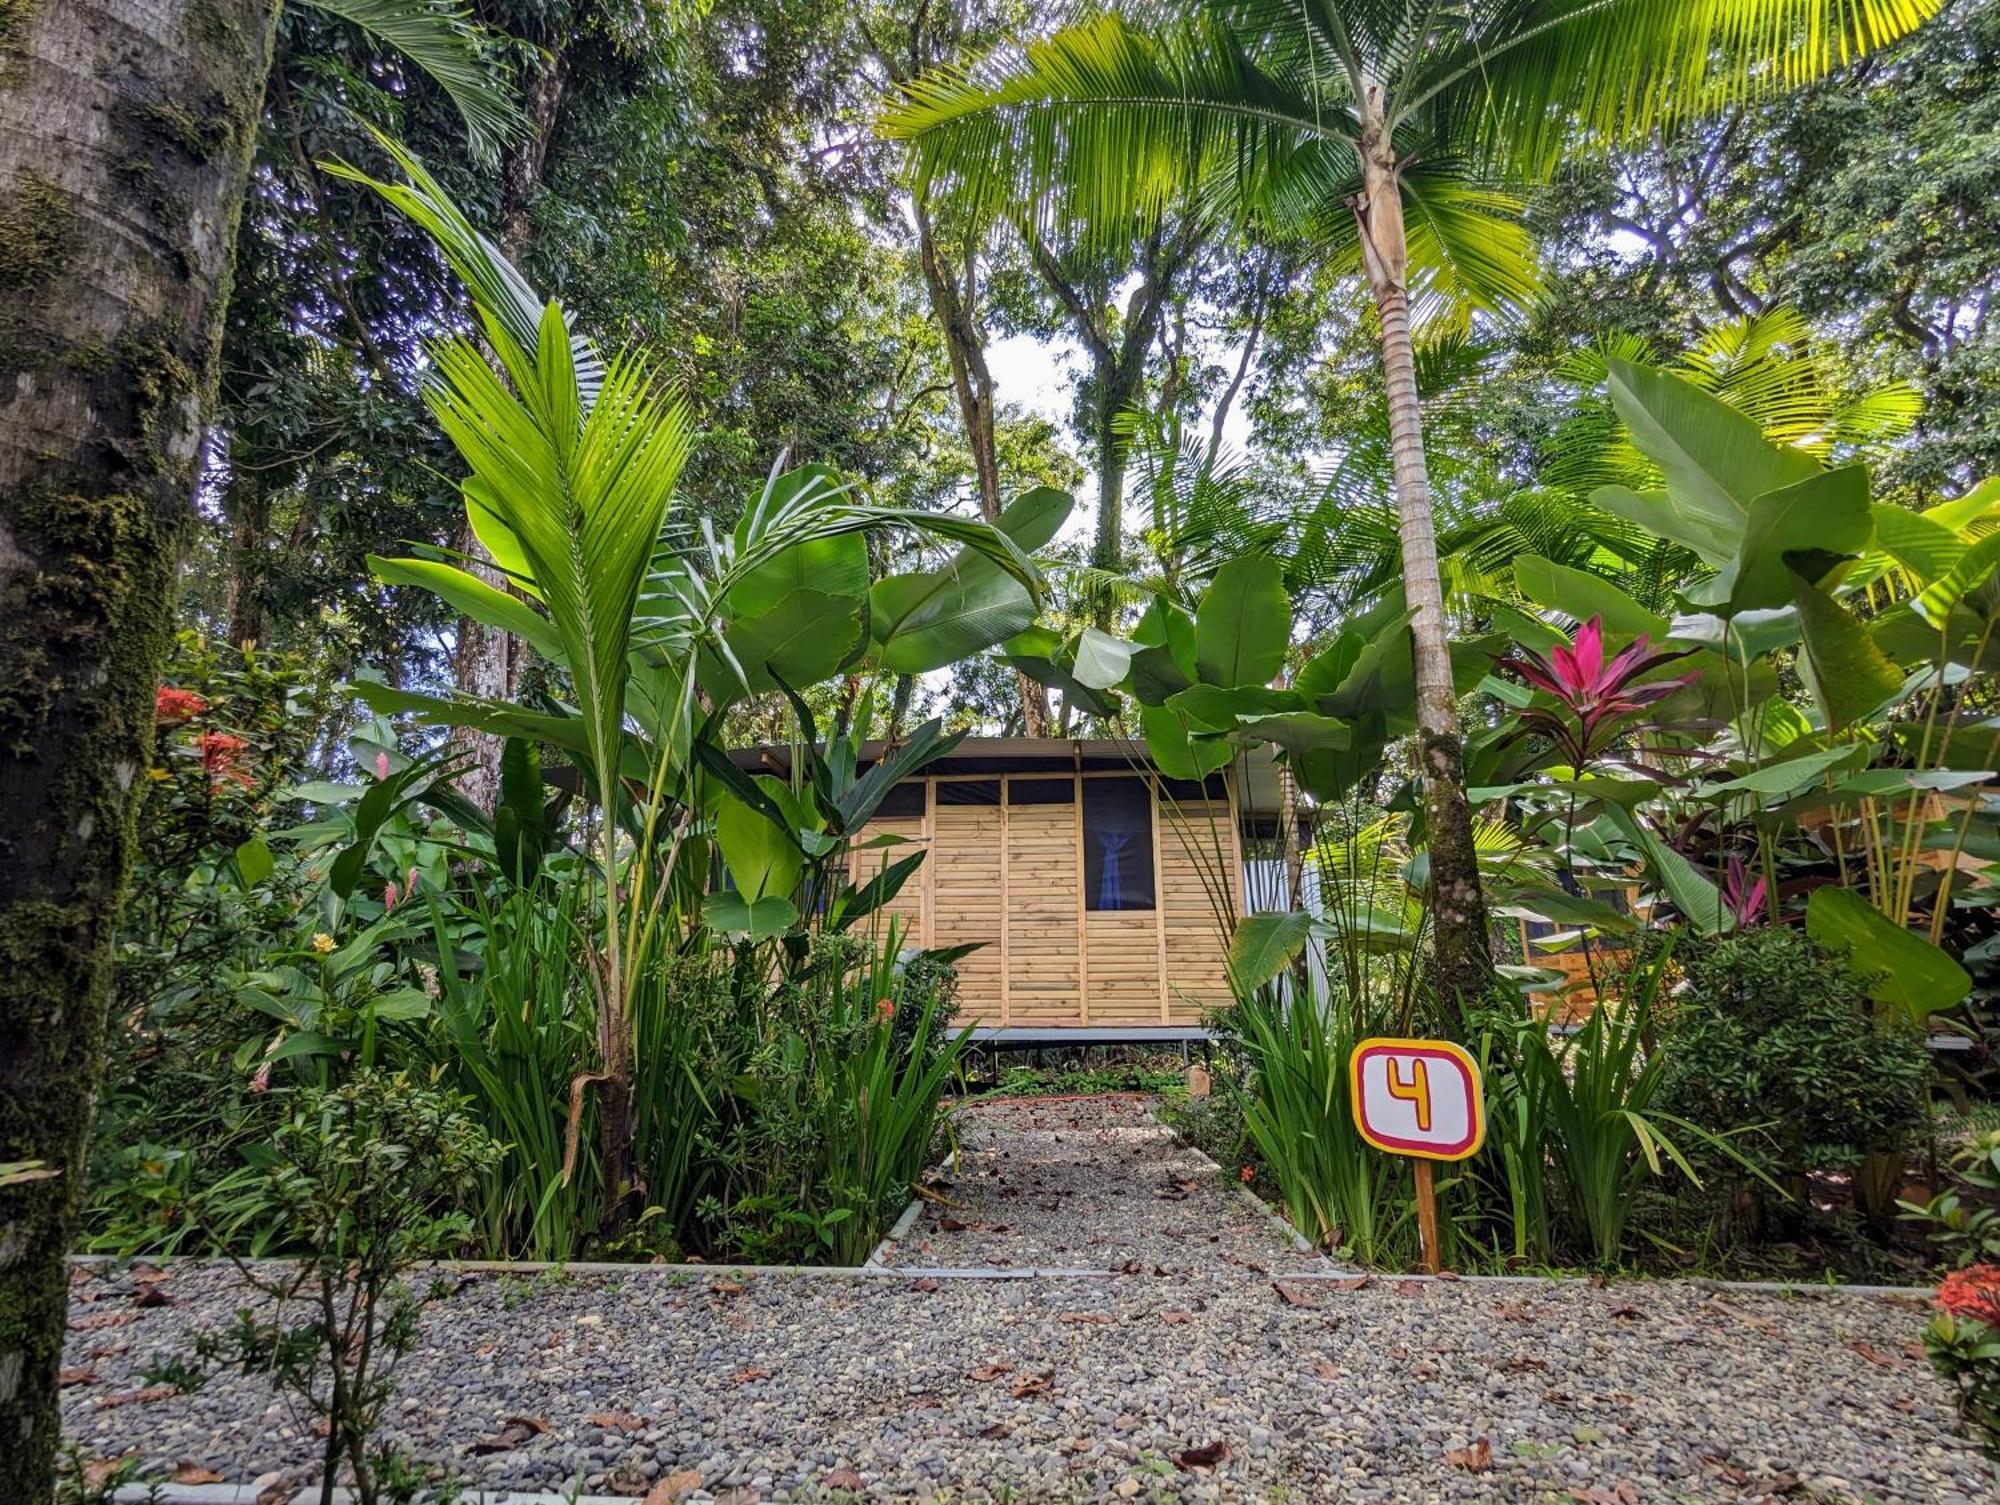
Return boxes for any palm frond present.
[301,0,524,162]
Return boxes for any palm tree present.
[881,0,1939,1006]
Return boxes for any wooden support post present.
[1413,1160,1441,1275]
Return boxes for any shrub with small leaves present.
[201,1071,500,1505]
[1903,1130,2000,1267]
[1925,1264,2000,1461]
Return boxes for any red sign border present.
[1348,1038,1486,1162]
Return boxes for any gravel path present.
[62,1096,1995,1503]
[878,1095,1326,1276]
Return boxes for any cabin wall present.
[849,770,1240,1027]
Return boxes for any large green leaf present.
[1166,684,1301,732]
[1231,711,1352,759]
[705,892,798,940]
[1139,703,1233,782]
[1601,359,1819,566]
[1226,911,1311,994]
[1805,885,1970,1025]
[1512,555,1669,638]
[1715,464,1872,613]
[1072,626,1135,689]
[1603,807,1731,935]
[715,777,804,901]
[727,465,871,616]
[1871,504,1966,587]
[1194,556,1289,688]
[369,555,563,661]
[1692,743,1869,800]
[872,488,1073,674]
[705,589,867,700]
[1792,581,1902,731]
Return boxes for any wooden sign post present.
[1348,1038,1486,1275]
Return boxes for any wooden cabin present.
[735,738,1283,1029]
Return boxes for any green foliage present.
[1903,1131,2000,1267]
[1654,928,1933,1192]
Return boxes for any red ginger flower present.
[1937,1265,2000,1327]
[195,730,254,789]
[155,686,207,723]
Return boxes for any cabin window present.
[936,779,1000,806]
[1007,777,1074,805]
[1083,778,1156,911]
[872,782,927,818]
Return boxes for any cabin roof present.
[729,736,1284,815]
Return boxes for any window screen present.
[1007,777,1074,805]
[1084,778,1155,911]
[872,781,926,818]
[936,779,1000,806]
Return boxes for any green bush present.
[1652,926,1932,1224]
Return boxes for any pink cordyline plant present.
[1723,855,1769,927]
[1493,616,1697,770]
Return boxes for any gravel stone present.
[61,1096,1993,1502]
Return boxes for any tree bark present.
[1350,104,1494,1022]
[0,1,278,1495]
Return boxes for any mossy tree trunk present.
[0,1,278,1496]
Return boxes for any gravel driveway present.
[61,1096,1994,1503]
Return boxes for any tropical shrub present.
[1924,1266,2000,1462]
[1904,1130,2000,1267]
[1653,927,1933,1228]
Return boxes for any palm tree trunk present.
[1352,129,1494,1021]
[0,2,278,1495]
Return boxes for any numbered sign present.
[1348,1037,1485,1163]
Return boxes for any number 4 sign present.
[1348,1038,1485,1162]
[1348,1038,1485,1274]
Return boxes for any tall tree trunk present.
[0,1,278,1496]
[1351,109,1493,1020]
[452,47,569,809]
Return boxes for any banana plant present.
[335,142,1044,1224]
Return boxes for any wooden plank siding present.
[847,770,1239,1028]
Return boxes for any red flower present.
[876,996,895,1022]
[1937,1265,2000,1327]
[195,730,254,790]
[154,686,207,723]
[1239,1165,1255,1184]
[1493,615,1697,769]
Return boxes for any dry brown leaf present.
[1326,1275,1374,1292]
[1173,1440,1233,1472]
[911,1278,939,1292]
[709,1280,744,1298]
[1393,1280,1425,1296]
[1160,1310,1195,1325]
[173,1463,224,1485]
[978,1422,1011,1439]
[1502,1356,1547,1373]
[644,1469,704,1504]
[1902,1341,1928,1362]
[1847,1341,1902,1368]
[729,1367,771,1385]
[57,1367,96,1388]
[470,1416,548,1454]
[1059,1437,1091,1455]
[132,1285,175,1309]
[1609,1304,1646,1321]
[69,1310,141,1332]
[588,1411,645,1431]
[1272,1281,1317,1309]
[97,1386,176,1408]
[1009,1371,1053,1398]
[1444,1437,1492,1472]
[822,1468,865,1490]
[966,1362,1014,1382]
[1314,1360,1340,1380]
[1496,1300,1535,1322]
[1058,1311,1114,1325]
[79,1458,128,1491]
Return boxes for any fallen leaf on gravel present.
[97,1386,177,1408]
[1325,1275,1374,1292]
[79,1459,127,1491]
[1314,1361,1339,1380]
[1609,1305,1645,1320]
[173,1463,224,1485]
[131,1285,175,1309]
[728,1367,770,1384]
[1393,1280,1424,1296]
[1009,1371,1053,1398]
[1060,1437,1091,1455]
[86,1343,127,1360]
[911,1278,939,1292]
[588,1412,645,1431]
[1902,1341,1927,1362]
[1173,1440,1233,1472]
[1445,1438,1492,1472]
[1848,1341,1902,1368]
[822,1468,864,1489]
[58,1368,96,1387]
[644,1470,703,1504]
[1160,1310,1194,1325]
[1272,1281,1317,1308]
[1749,1473,1801,1497]
[708,1280,743,1297]
[1503,1356,1547,1373]
[1700,1454,1751,1486]
[1058,1311,1113,1325]
[979,1423,1011,1439]
[471,1416,549,1454]
[69,1310,141,1332]
[967,1362,1014,1382]
[1496,1301,1535,1321]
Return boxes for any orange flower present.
[1936,1265,2000,1326]
[155,686,207,723]
[876,996,895,1022]
[1239,1165,1255,1184]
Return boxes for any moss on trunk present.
[0,2,278,1496]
